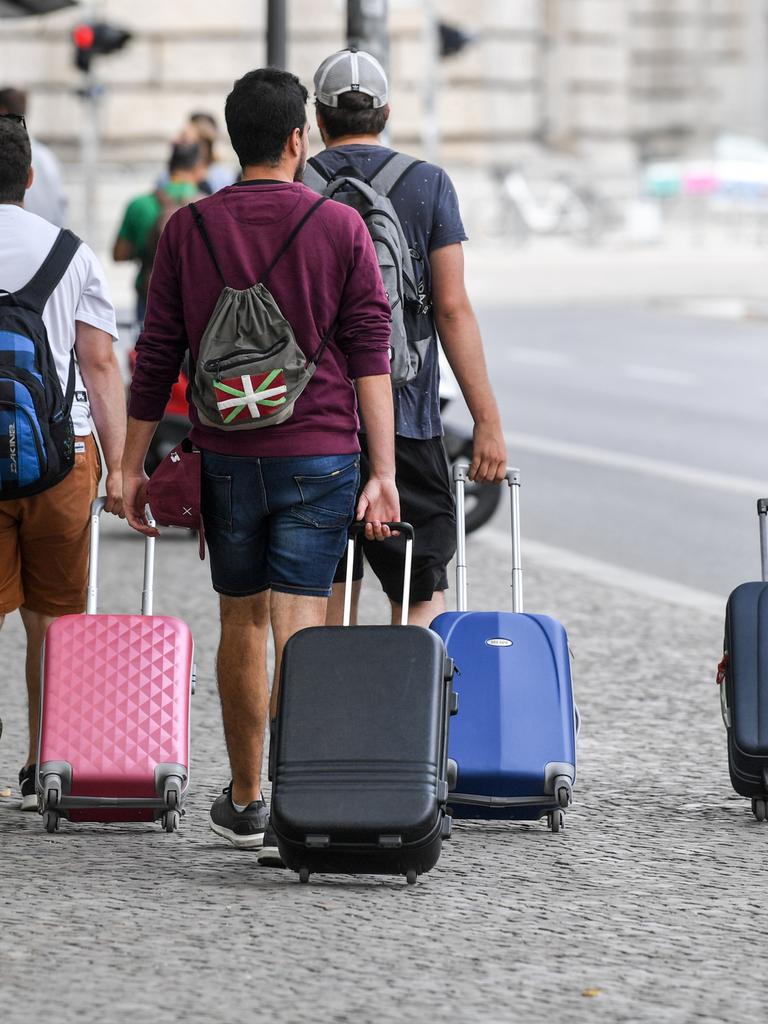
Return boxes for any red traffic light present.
[72,24,95,49]
[71,21,131,72]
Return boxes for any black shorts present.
[333,435,456,603]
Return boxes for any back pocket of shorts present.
[201,470,233,531]
[293,460,358,529]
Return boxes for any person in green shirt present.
[114,142,206,322]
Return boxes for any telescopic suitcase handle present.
[344,521,414,626]
[758,499,768,583]
[87,497,157,616]
[453,464,522,614]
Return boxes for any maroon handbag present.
[146,438,205,559]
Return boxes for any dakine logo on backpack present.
[0,229,80,499]
[303,152,432,388]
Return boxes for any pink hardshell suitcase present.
[37,498,194,833]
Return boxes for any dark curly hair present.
[0,117,31,204]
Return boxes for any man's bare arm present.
[121,416,160,537]
[75,321,127,516]
[430,243,507,482]
[113,237,135,262]
[355,373,400,540]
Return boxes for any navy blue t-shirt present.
[310,145,468,439]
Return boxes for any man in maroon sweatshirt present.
[123,68,399,854]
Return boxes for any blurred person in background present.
[169,111,236,194]
[0,87,67,227]
[114,142,207,323]
[307,49,507,629]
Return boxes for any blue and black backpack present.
[0,229,81,499]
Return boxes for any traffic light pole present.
[267,0,287,68]
[79,67,101,246]
[347,0,388,73]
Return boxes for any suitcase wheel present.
[41,774,63,810]
[163,776,183,811]
[298,867,310,884]
[752,798,768,822]
[554,776,573,809]
[547,810,565,833]
[405,869,418,886]
[42,809,60,834]
[162,809,181,833]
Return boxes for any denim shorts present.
[201,451,360,598]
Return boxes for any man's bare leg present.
[269,590,328,719]
[19,607,55,766]
[325,580,362,627]
[217,592,271,807]
[390,590,446,628]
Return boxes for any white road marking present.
[482,528,724,616]
[624,364,699,387]
[505,431,766,496]
[505,347,571,367]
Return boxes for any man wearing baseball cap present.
[307,48,507,629]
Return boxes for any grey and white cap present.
[313,48,389,109]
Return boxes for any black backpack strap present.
[309,320,337,370]
[61,347,76,414]
[14,229,81,313]
[369,153,423,197]
[260,197,327,286]
[190,204,226,286]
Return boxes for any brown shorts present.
[0,435,102,617]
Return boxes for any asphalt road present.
[448,304,768,601]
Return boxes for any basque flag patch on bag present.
[213,370,288,424]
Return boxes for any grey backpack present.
[303,153,432,388]
[189,199,329,431]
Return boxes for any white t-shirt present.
[0,204,117,435]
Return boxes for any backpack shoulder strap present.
[15,229,81,313]
[190,203,226,286]
[369,153,423,197]
[303,157,331,194]
[260,197,327,286]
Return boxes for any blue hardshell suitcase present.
[431,465,578,831]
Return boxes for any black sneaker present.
[18,764,37,812]
[209,785,269,849]
[255,820,285,868]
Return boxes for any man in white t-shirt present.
[0,116,126,810]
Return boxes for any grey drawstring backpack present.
[189,198,330,431]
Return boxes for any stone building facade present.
[1,0,765,249]
[2,0,765,165]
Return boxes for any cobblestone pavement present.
[0,517,758,1024]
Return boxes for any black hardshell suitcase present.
[270,523,457,885]
[718,498,768,820]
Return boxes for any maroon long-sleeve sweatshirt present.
[128,180,392,457]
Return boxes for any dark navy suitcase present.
[718,498,768,821]
[431,465,578,831]
[270,524,457,884]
